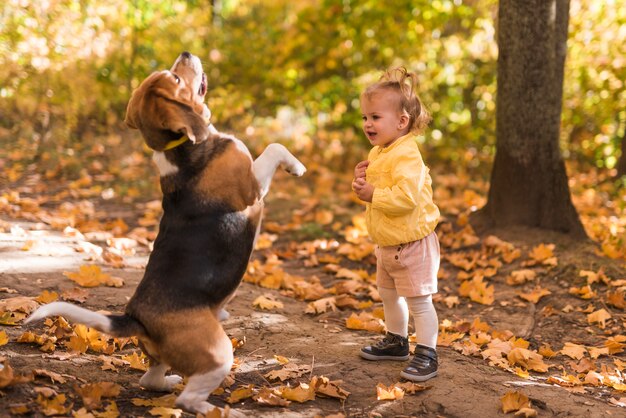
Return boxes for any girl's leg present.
[360,286,410,361]
[379,286,409,337]
[401,294,439,381]
[405,294,438,348]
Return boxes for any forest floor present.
[0,165,625,418]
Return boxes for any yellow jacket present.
[364,133,440,246]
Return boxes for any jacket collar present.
[377,133,413,154]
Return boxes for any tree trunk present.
[617,125,626,178]
[478,0,586,236]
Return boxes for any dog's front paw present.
[164,375,184,390]
[140,373,183,392]
[286,160,306,177]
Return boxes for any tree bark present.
[478,0,586,236]
[617,124,626,178]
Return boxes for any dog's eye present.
[173,74,180,84]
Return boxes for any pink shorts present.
[375,232,440,297]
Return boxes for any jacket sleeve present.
[370,149,427,217]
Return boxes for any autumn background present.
[0,0,625,417]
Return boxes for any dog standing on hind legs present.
[25,51,306,416]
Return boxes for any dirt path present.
[1,215,623,417]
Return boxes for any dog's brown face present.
[125,52,210,150]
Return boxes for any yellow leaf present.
[518,287,551,304]
[376,383,404,401]
[314,209,334,225]
[515,407,538,417]
[459,277,494,305]
[226,385,255,404]
[588,346,610,359]
[506,269,536,285]
[254,233,277,250]
[148,406,183,417]
[392,381,430,394]
[0,362,15,388]
[561,342,587,360]
[265,363,311,382]
[0,331,8,346]
[528,243,555,264]
[75,382,121,411]
[501,391,530,413]
[64,265,124,288]
[305,297,337,314]
[0,311,26,325]
[280,383,316,403]
[345,312,385,333]
[122,352,149,371]
[437,331,465,347]
[252,295,284,311]
[607,291,625,309]
[253,387,290,406]
[538,344,557,358]
[568,285,596,299]
[507,348,549,372]
[311,376,351,400]
[0,296,38,314]
[131,394,177,408]
[587,309,611,329]
[36,290,59,304]
[36,393,71,417]
[274,355,290,365]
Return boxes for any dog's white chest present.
[153,152,179,176]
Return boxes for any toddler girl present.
[352,67,440,381]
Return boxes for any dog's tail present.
[24,302,146,338]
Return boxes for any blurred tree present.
[618,126,626,178]
[477,0,586,236]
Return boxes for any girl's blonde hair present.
[362,66,431,134]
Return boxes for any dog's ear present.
[151,92,209,145]
[124,71,209,151]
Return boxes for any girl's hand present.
[352,177,374,202]
[354,160,369,180]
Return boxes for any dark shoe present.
[360,332,410,361]
[400,344,438,381]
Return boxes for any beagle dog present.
[26,51,305,415]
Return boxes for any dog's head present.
[125,51,211,151]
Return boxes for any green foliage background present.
[0,0,624,179]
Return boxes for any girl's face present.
[361,90,409,148]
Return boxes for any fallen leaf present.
[376,383,404,401]
[148,406,183,417]
[225,385,255,404]
[561,343,587,360]
[518,286,551,304]
[64,265,124,288]
[253,387,290,406]
[252,295,284,311]
[501,390,530,413]
[311,376,351,400]
[0,296,38,314]
[36,393,71,416]
[345,312,385,333]
[36,290,59,304]
[587,309,611,329]
[280,382,316,403]
[0,331,8,346]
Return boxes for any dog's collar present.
[163,119,214,151]
[163,135,189,151]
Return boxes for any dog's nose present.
[181,51,192,59]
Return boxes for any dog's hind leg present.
[174,354,233,415]
[139,363,183,392]
[253,143,306,198]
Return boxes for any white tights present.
[379,286,438,349]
